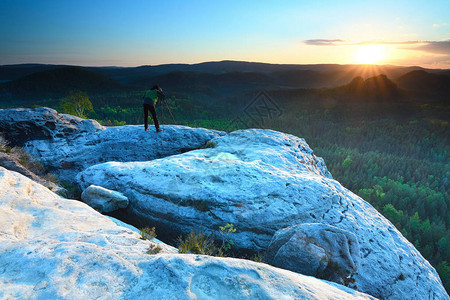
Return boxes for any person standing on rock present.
[143,85,165,132]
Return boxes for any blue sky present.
[0,0,449,67]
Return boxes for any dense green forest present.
[0,64,448,291]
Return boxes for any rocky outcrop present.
[0,107,103,145]
[77,129,448,299]
[81,184,129,213]
[265,223,360,285]
[0,107,225,181]
[0,167,376,299]
[0,152,45,185]
[0,150,62,193]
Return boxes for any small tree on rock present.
[59,91,93,118]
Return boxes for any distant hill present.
[1,61,442,86]
[131,70,275,94]
[0,67,125,101]
[269,74,403,103]
[0,61,448,107]
[92,62,432,88]
[395,70,450,98]
[343,74,401,99]
[130,67,414,96]
[0,64,67,81]
[271,69,349,88]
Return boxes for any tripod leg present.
[160,100,164,124]
[163,98,177,124]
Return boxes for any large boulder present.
[77,129,448,299]
[265,223,361,285]
[0,107,225,181]
[0,107,103,145]
[0,167,376,299]
[81,184,129,213]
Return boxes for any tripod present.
[159,96,177,125]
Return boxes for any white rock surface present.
[265,223,361,284]
[81,184,129,213]
[0,107,225,182]
[0,166,375,300]
[77,129,448,299]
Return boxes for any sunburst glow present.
[354,45,386,64]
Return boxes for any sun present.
[354,45,386,64]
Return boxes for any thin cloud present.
[304,39,345,46]
[304,39,450,55]
[304,39,421,46]
[356,41,421,46]
[408,40,450,54]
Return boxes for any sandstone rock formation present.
[0,107,103,145]
[0,145,62,193]
[81,184,129,213]
[0,107,225,181]
[265,223,360,285]
[77,129,448,299]
[0,151,54,188]
[0,166,376,299]
[1,108,447,299]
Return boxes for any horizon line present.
[1,60,448,71]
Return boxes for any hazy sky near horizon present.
[1,0,449,68]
